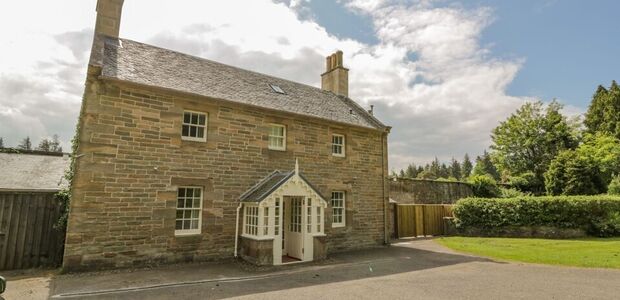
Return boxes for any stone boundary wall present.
[390,179,473,204]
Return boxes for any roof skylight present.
[269,84,286,94]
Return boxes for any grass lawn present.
[436,237,620,269]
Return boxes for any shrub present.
[453,195,620,236]
[500,187,529,198]
[508,172,541,194]
[609,175,620,196]
[468,174,501,198]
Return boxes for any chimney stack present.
[94,0,125,38]
[89,0,124,67]
[321,50,349,97]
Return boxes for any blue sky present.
[310,0,620,108]
[1,0,619,170]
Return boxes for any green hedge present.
[454,196,620,236]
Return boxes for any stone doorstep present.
[49,246,391,299]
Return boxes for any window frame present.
[268,123,287,151]
[181,110,208,142]
[331,134,345,157]
[175,186,203,236]
[331,191,346,228]
[244,205,259,236]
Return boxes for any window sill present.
[175,231,202,237]
[331,154,346,158]
[268,147,286,152]
[181,137,207,143]
[331,224,346,228]
[241,234,275,241]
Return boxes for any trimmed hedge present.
[454,196,620,236]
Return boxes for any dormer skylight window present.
[269,84,286,94]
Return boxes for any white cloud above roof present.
[0,0,575,170]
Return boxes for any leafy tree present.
[468,174,501,198]
[17,136,32,150]
[575,133,620,185]
[450,158,462,180]
[608,175,620,196]
[417,170,436,180]
[584,81,620,139]
[399,169,406,178]
[461,153,473,179]
[491,101,578,192]
[472,150,500,181]
[507,172,540,193]
[0,137,3,148]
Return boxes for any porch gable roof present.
[239,170,325,203]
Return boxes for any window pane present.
[193,199,200,208]
[184,113,190,124]
[198,115,206,125]
[183,220,191,229]
[184,210,191,218]
[191,114,198,124]
[191,220,199,229]
[176,220,183,229]
[194,189,201,197]
[178,188,185,197]
[197,127,204,138]
[177,199,184,208]
[192,210,199,218]
[186,199,193,207]
[190,126,197,137]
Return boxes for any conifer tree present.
[461,154,473,178]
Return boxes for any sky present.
[0,0,618,171]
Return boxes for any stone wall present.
[63,76,389,271]
[390,179,473,204]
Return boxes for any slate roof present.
[0,152,70,192]
[239,170,325,203]
[95,37,386,130]
[239,171,294,203]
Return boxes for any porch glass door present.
[285,197,303,259]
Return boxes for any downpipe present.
[234,202,243,258]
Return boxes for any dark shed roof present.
[95,37,386,130]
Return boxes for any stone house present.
[64,0,390,271]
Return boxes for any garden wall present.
[390,179,473,204]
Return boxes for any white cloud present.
[0,0,559,171]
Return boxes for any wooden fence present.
[396,204,454,238]
[0,192,64,270]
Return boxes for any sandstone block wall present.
[63,76,388,271]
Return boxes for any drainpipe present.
[382,130,390,245]
[234,202,243,257]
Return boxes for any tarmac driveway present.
[3,239,620,299]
